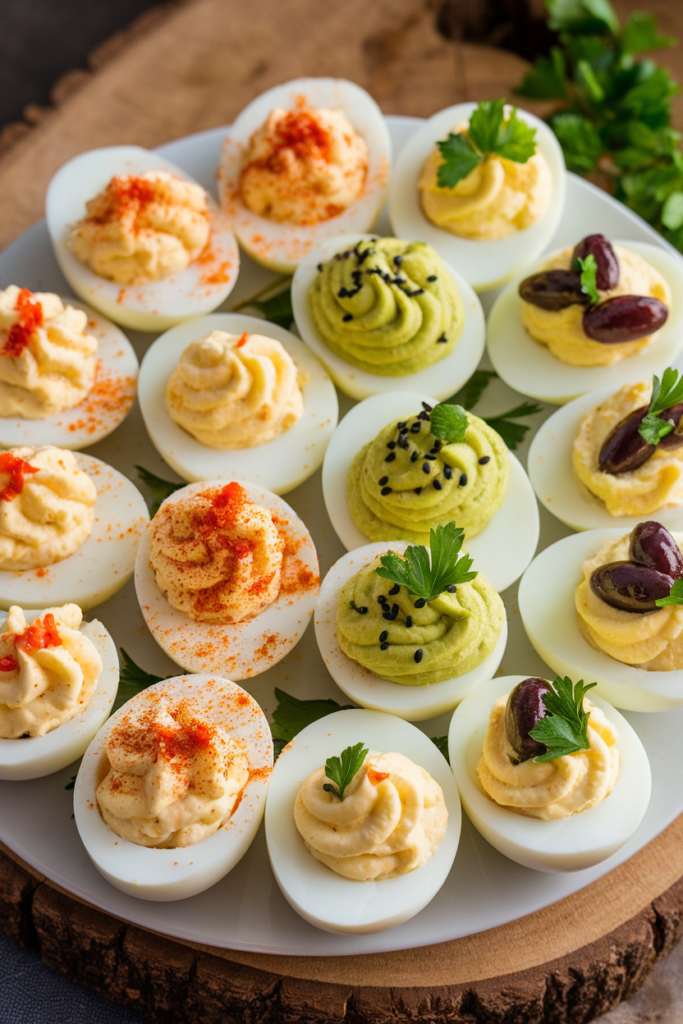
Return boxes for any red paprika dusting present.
[15,613,62,653]
[0,656,18,673]
[236,332,248,348]
[87,175,158,231]
[367,768,389,785]
[3,288,44,357]
[272,108,332,164]
[0,452,40,502]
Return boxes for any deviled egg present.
[315,540,507,720]
[321,390,539,592]
[265,707,460,933]
[0,604,118,780]
[74,673,272,900]
[134,479,319,679]
[217,78,391,273]
[389,101,565,292]
[448,675,651,871]
[487,240,683,404]
[138,312,337,492]
[46,146,239,332]
[291,233,485,400]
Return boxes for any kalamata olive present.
[504,677,551,763]
[598,405,653,474]
[583,295,668,344]
[590,561,674,612]
[518,270,589,311]
[657,402,683,451]
[630,521,683,580]
[572,234,619,291]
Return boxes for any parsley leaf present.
[247,287,294,330]
[621,12,675,58]
[529,676,597,763]
[430,403,469,444]
[494,108,538,163]
[135,466,183,517]
[431,735,450,764]
[574,253,600,304]
[376,522,477,604]
[468,99,506,155]
[656,578,683,608]
[436,99,537,189]
[662,191,683,231]
[453,369,498,411]
[436,134,481,189]
[638,368,683,447]
[323,742,368,801]
[112,650,163,715]
[483,402,543,451]
[515,48,568,100]
[270,688,355,759]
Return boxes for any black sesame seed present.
[338,287,348,298]
[317,263,323,272]
[378,595,387,605]
[418,411,430,421]
[379,476,388,486]
[381,486,392,496]
[387,441,396,450]
[414,598,426,609]
[380,642,390,650]
[425,453,436,461]
[427,275,437,282]
[460,473,468,486]
[479,456,491,465]
[342,314,353,322]
[410,451,419,463]
[414,649,424,663]
[358,606,368,613]
[405,615,413,628]
[437,333,447,343]
[379,631,388,643]
[422,402,433,413]
[414,487,422,494]
[389,584,400,596]
[447,585,457,593]
[397,421,407,430]
[392,604,399,615]
[383,611,396,621]
[410,422,421,433]
[444,466,452,480]
[385,452,396,462]
[398,436,409,450]
[431,439,442,451]
[422,463,431,474]
[394,254,403,265]
[433,479,442,490]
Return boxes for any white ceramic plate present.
[315,541,507,720]
[138,312,338,492]
[487,241,683,405]
[291,232,485,400]
[321,390,540,592]
[518,528,683,712]
[388,103,566,293]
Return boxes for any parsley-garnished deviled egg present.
[519,523,683,711]
[0,286,138,450]
[265,708,460,933]
[74,674,272,900]
[138,312,337,493]
[487,237,683,404]
[46,146,239,332]
[217,78,391,273]
[449,675,650,872]
[0,446,148,611]
[389,100,565,292]
[322,391,539,592]
[291,234,485,399]
[0,604,118,780]
[135,480,319,679]
[315,529,507,721]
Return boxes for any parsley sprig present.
[529,676,597,763]
[230,277,293,328]
[436,99,537,189]
[323,742,368,801]
[483,403,543,450]
[656,579,683,608]
[574,253,600,304]
[376,522,477,605]
[270,688,354,758]
[435,375,543,451]
[113,650,163,715]
[135,466,184,516]
[638,368,683,447]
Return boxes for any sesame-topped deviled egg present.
[134,479,319,680]
[74,674,272,900]
[291,234,485,400]
[0,445,148,611]
[217,78,391,273]
[0,603,118,780]
[137,312,337,493]
[46,146,239,332]
[389,99,565,291]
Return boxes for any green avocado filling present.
[308,238,465,375]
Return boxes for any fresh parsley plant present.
[638,368,683,447]
[453,369,498,410]
[113,650,163,715]
[323,742,369,801]
[270,688,354,758]
[656,578,683,608]
[437,99,537,189]
[376,522,477,604]
[529,676,597,762]
[483,402,543,450]
[437,375,543,451]
[574,253,600,304]
[135,466,183,516]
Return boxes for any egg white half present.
[138,312,338,493]
[265,707,460,933]
[134,479,319,680]
[528,385,683,532]
[216,78,391,273]
[315,541,507,721]
[518,529,683,712]
[74,674,272,901]
[46,146,240,332]
[0,612,118,780]
[321,390,539,592]
[388,103,566,293]
[291,233,485,400]
[0,298,138,451]
[448,675,651,872]
[487,241,683,406]
[0,453,149,611]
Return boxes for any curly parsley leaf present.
[270,689,355,759]
[431,735,450,764]
[323,742,368,801]
[112,650,164,715]
[436,99,537,189]
[376,522,477,603]
[135,466,183,517]
[574,253,600,304]
[529,676,597,763]
[483,402,543,451]
[436,133,481,189]
[430,402,469,444]
[638,368,683,447]
[656,578,683,608]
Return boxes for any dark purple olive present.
[518,270,589,311]
[572,234,619,290]
[630,521,683,580]
[590,561,674,612]
[504,677,551,763]
[583,295,669,344]
[598,405,653,474]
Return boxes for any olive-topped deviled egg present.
[217,78,391,273]
[389,99,565,291]
[46,146,239,332]
[449,674,650,871]
[315,527,507,720]
[487,235,683,404]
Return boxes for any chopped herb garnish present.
[112,650,164,715]
[529,676,597,763]
[323,742,368,801]
[656,578,683,607]
[376,521,477,604]
[638,368,683,447]
[430,403,469,444]
[573,253,600,304]
[135,466,183,516]
[270,688,355,759]
[483,402,543,451]
[436,99,537,190]
[431,735,450,764]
